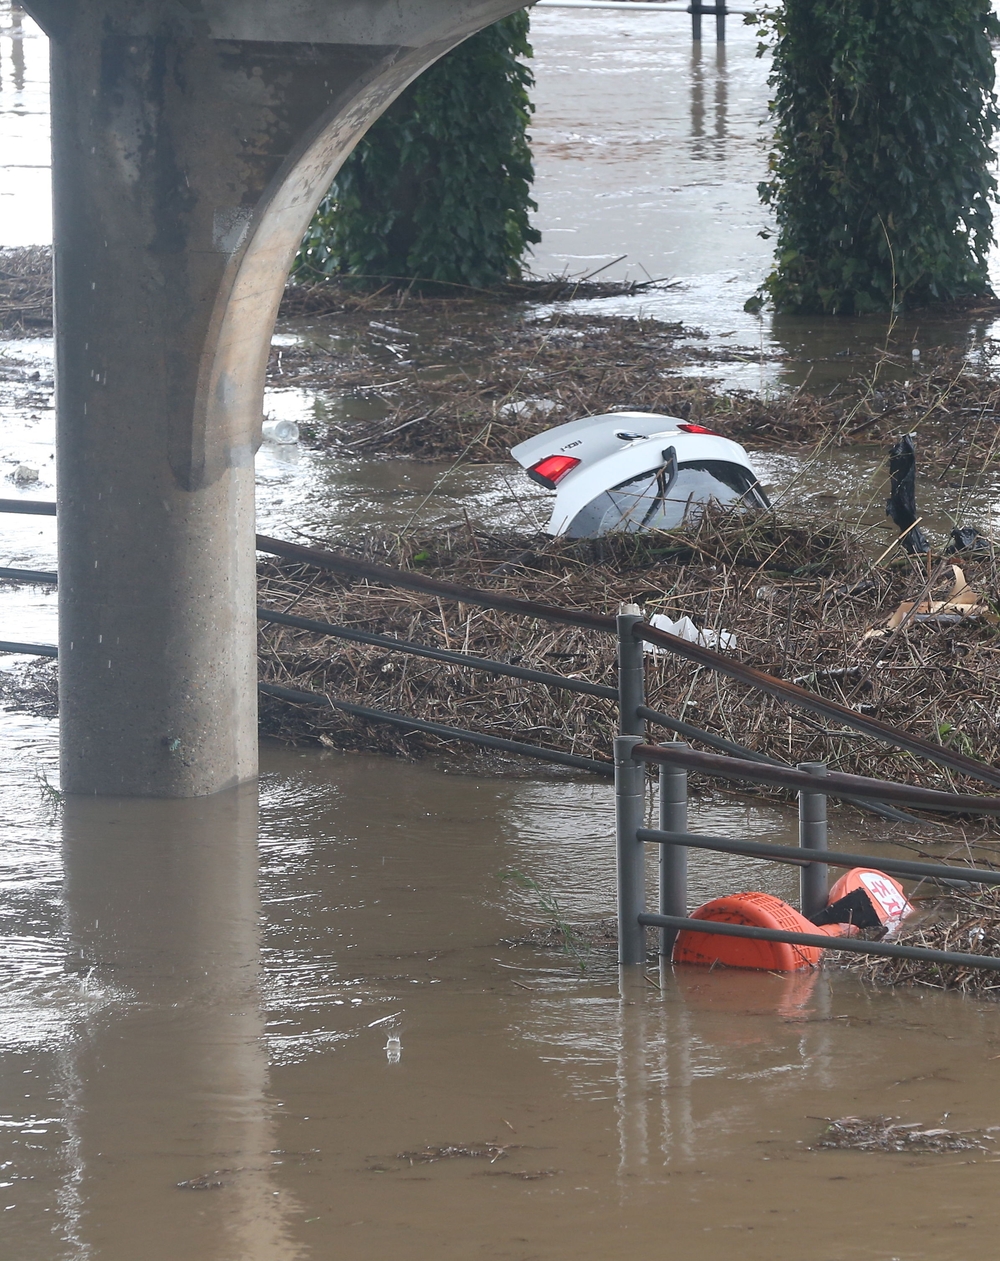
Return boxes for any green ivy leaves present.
[751,0,1000,315]
[293,13,540,290]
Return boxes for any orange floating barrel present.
[672,891,844,972]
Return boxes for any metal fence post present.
[798,761,828,919]
[616,735,647,966]
[659,743,688,957]
[715,0,725,44]
[690,0,702,42]
[617,603,645,737]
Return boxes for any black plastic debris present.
[885,433,930,554]
[808,886,884,931]
[945,526,991,555]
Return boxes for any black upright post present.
[691,0,702,42]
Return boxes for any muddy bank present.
[256,515,1000,799]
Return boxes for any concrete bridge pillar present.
[23,0,520,795]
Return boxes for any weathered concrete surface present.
[22,0,521,795]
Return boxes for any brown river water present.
[4,6,1000,1257]
[5,728,1000,1260]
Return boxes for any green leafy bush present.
[294,13,539,289]
[751,0,1000,315]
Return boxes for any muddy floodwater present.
[4,722,1000,1260]
[6,5,1000,1258]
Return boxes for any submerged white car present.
[511,411,769,537]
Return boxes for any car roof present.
[511,411,689,472]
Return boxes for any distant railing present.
[533,0,762,42]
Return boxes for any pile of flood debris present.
[0,657,57,718]
[0,246,52,332]
[268,275,1000,470]
[846,886,1000,997]
[257,510,1000,796]
[8,243,1000,482]
[278,271,670,317]
[265,303,839,460]
[268,287,1000,479]
[816,1115,996,1153]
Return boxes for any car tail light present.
[677,422,721,436]
[527,455,581,489]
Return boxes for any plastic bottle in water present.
[261,417,300,444]
[385,1035,401,1064]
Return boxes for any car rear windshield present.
[564,460,769,538]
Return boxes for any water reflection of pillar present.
[615,969,696,1183]
[690,44,705,161]
[615,969,649,1184]
[11,5,25,94]
[59,788,301,1261]
[802,974,834,1091]
[713,45,727,154]
[656,962,694,1167]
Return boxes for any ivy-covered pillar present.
[752,0,999,315]
[295,14,539,288]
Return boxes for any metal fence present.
[4,497,1000,975]
[534,0,759,43]
[614,613,1000,974]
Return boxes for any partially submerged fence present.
[618,737,1000,973]
[4,498,1000,974]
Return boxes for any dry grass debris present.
[397,1142,513,1164]
[847,886,1000,997]
[0,659,58,718]
[0,247,52,332]
[815,1115,996,1153]
[278,272,668,318]
[256,513,1000,794]
[268,291,1000,478]
[266,308,840,461]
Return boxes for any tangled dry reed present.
[0,247,52,332]
[257,510,1000,800]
